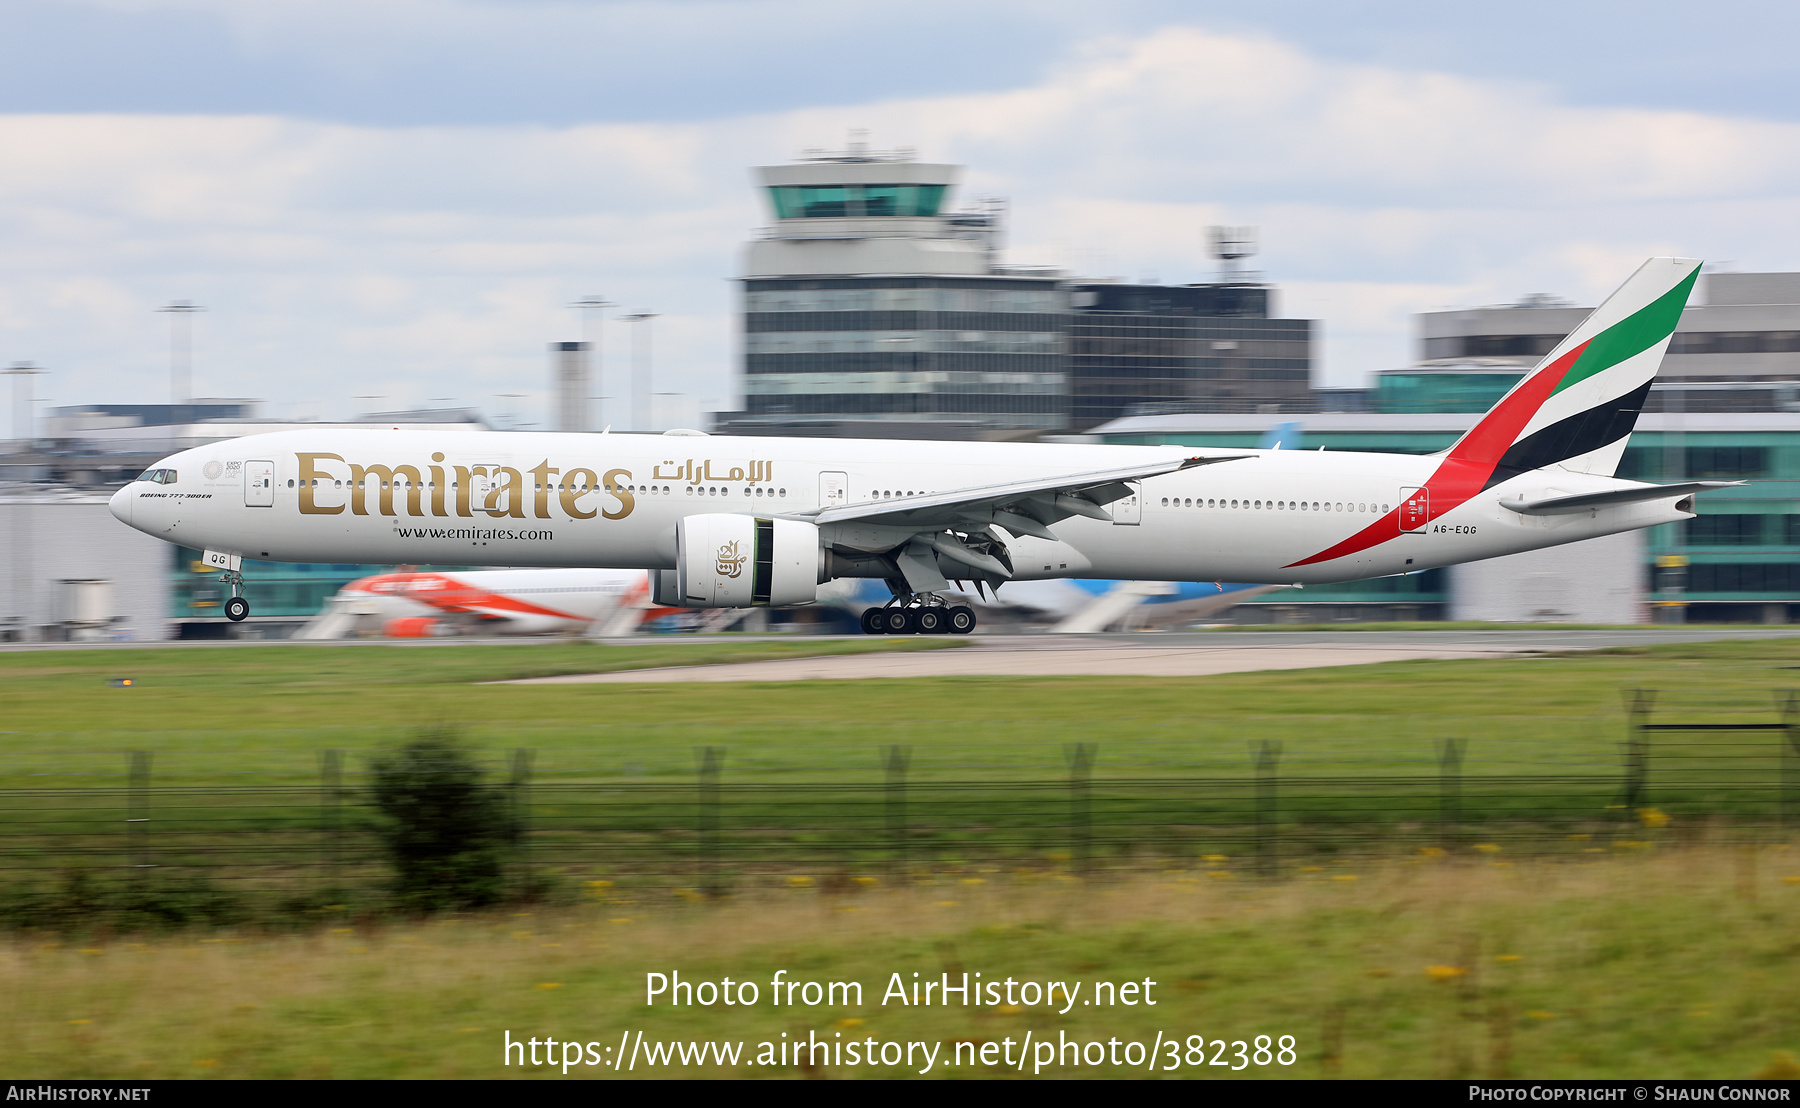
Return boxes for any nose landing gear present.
[203,551,252,623]
[221,570,250,622]
[860,596,975,636]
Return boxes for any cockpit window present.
[136,468,176,484]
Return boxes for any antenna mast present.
[1209,226,1258,284]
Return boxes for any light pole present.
[156,300,204,438]
[571,296,613,431]
[496,393,526,431]
[3,362,45,450]
[621,312,658,432]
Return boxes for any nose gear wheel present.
[221,569,251,622]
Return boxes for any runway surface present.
[501,627,1800,684]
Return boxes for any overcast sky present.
[4,0,1800,428]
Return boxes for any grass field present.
[4,636,1800,1078]
[3,635,1799,783]
[0,635,1796,903]
[4,847,1800,1079]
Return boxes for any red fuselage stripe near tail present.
[1285,340,1589,568]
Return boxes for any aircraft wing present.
[801,453,1253,537]
[1498,480,1743,515]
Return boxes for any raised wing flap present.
[806,453,1253,530]
[1499,480,1743,515]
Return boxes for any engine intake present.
[667,514,821,608]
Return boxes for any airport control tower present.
[728,142,1069,438]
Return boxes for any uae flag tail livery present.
[1291,257,1704,569]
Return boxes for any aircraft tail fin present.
[1442,257,1700,489]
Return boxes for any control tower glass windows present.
[766,184,948,220]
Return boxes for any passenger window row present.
[283,478,792,499]
[1161,497,1391,514]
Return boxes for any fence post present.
[1623,689,1655,812]
[1254,740,1281,878]
[882,745,910,876]
[127,750,151,878]
[1438,738,1466,849]
[697,746,724,898]
[1065,743,1096,874]
[1781,691,1799,834]
[509,748,534,895]
[319,749,342,891]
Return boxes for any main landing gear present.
[222,570,250,622]
[860,597,976,636]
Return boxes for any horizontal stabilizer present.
[1498,480,1742,515]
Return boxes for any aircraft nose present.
[108,484,133,527]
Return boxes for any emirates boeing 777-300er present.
[110,258,1737,635]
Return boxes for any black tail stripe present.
[1481,379,1652,491]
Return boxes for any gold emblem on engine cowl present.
[716,540,748,579]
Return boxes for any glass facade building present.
[741,275,1070,429]
[1068,283,1313,430]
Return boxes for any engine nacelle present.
[673,514,821,608]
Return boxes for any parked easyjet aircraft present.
[111,258,1735,635]
[302,568,659,638]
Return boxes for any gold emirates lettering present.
[296,452,638,521]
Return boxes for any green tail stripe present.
[1551,267,1699,396]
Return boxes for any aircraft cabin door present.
[1111,481,1142,525]
[819,471,848,510]
[244,459,275,507]
[470,465,501,514]
[1399,487,1428,533]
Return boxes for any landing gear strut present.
[222,570,250,622]
[860,595,975,636]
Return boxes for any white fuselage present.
[110,429,1690,587]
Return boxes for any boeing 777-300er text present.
[111,258,1737,635]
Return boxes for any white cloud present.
[4,22,1800,421]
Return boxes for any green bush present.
[0,870,246,934]
[368,729,516,912]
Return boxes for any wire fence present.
[2,691,1797,904]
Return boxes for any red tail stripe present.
[1285,341,1589,568]
[1443,340,1587,472]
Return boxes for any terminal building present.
[1381,272,1800,415]
[1,404,489,640]
[1066,278,1312,428]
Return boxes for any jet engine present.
[660,514,822,608]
